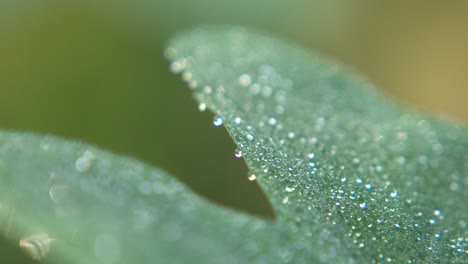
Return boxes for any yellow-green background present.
[0,1,467,261]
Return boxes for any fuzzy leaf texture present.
[165,26,467,263]
[0,133,275,263]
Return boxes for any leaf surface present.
[0,132,275,263]
[166,26,467,263]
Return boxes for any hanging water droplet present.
[359,202,367,209]
[213,116,224,127]
[390,190,398,198]
[282,197,289,204]
[308,162,316,168]
[170,61,183,73]
[307,153,315,160]
[365,184,373,190]
[248,173,256,181]
[234,148,243,158]
[198,103,207,112]
[246,134,254,141]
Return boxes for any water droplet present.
[182,71,192,81]
[267,117,278,126]
[359,203,367,209]
[248,173,256,181]
[307,153,315,160]
[356,178,363,184]
[341,178,347,183]
[434,210,441,216]
[246,134,254,141]
[282,197,289,204]
[287,132,296,139]
[239,74,252,87]
[365,184,373,190]
[164,47,177,60]
[234,116,242,124]
[285,186,295,192]
[262,86,272,97]
[213,116,224,127]
[390,190,398,198]
[234,148,243,158]
[198,103,207,112]
[75,151,94,173]
[170,61,183,73]
[273,105,286,116]
[20,233,54,261]
[308,162,316,168]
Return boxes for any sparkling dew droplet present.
[285,186,295,192]
[234,148,243,158]
[213,116,224,127]
[248,173,256,181]
[239,74,252,87]
[282,197,289,204]
[198,103,207,112]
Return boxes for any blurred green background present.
[1,1,467,261]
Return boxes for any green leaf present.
[166,26,467,263]
[0,132,277,263]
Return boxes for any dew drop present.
[308,162,316,168]
[198,103,207,112]
[234,148,243,158]
[170,61,183,73]
[285,186,295,192]
[365,184,373,190]
[434,210,441,216]
[213,116,224,127]
[275,105,285,115]
[246,134,254,141]
[359,203,367,209]
[307,153,315,160]
[282,197,289,204]
[287,132,296,139]
[341,178,347,183]
[234,116,242,124]
[390,190,398,198]
[239,74,252,87]
[75,151,95,173]
[248,173,256,181]
[267,117,278,126]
